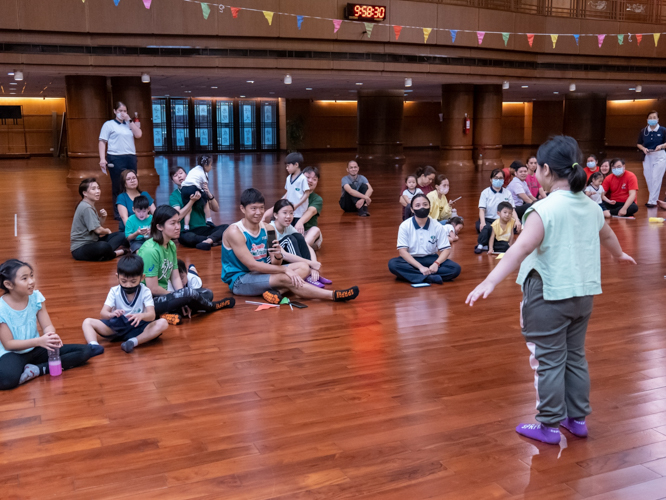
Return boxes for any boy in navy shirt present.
[637,110,666,208]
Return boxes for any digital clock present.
[345,3,387,22]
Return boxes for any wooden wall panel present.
[0,98,65,156]
[403,101,440,147]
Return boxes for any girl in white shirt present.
[584,172,609,207]
[180,155,214,230]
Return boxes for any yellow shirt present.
[491,218,515,242]
[427,191,452,221]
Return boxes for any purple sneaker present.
[560,418,588,437]
[515,423,561,444]
[318,276,332,285]
[306,276,325,288]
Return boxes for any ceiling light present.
[284,74,292,85]
[521,85,529,88]
[9,82,16,85]
[405,78,412,87]
[553,91,559,94]
[7,72,14,76]
[211,86,218,89]
[184,90,191,93]
[636,85,642,92]
[247,80,254,84]
[306,88,312,90]
[629,87,636,90]
[356,82,363,86]
[269,92,275,95]
[14,71,23,81]
[569,83,576,92]
[502,81,510,90]
[141,73,150,83]
[240,95,245,98]
[404,90,413,93]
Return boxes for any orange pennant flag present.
[231,7,240,18]
[393,26,402,40]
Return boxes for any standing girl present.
[466,136,635,444]
[0,260,91,390]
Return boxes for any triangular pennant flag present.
[637,33,642,46]
[551,34,558,48]
[618,34,624,45]
[297,15,303,30]
[393,26,402,40]
[598,34,605,47]
[143,0,151,8]
[654,33,661,46]
[423,28,432,44]
[502,33,509,46]
[477,31,485,44]
[450,30,457,43]
[231,7,240,18]
[573,34,579,45]
[332,19,342,33]
[201,3,210,19]
[364,23,374,38]
[527,34,534,47]
[113,0,120,5]
[263,11,274,25]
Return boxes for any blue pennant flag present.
[450,30,457,43]
[113,0,120,5]
[573,34,579,45]
[297,15,304,30]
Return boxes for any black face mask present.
[121,285,140,295]
[413,207,430,218]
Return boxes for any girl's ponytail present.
[536,135,587,194]
[569,162,587,194]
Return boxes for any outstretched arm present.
[599,223,636,263]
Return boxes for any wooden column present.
[110,76,156,179]
[441,84,474,170]
[563,93,607,158]
[65,75,108,183]
[356,89,404,163]
[473,84,504,171]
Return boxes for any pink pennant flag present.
[477,31,485,45]
[597,34,606,48]
[332,19,342,33]
[143,0,151,8]
[637,33,643,46]
[526,34,534,47]
[393,26,402,40]
[230,7,240,18]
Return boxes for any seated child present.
[0,259,91,389]
[443,216,464,243]
[584,172,608,208]
[124,195,153,252]
[180,155,214,230]
[488,201,515,254]
[168,259,203,292]
[400,174,423,220]
[82,254,168,356]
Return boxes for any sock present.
[129,338,138,347]
[206,217,213,223]
[89,341,99,345]
[334,286,360,302]
[183,224,190,231]
[19,364,40,385]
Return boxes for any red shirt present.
[584,167,600,180]
[525,174,541,198]
[502,168,512,188]
[602,171,638,203]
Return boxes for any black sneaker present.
[646,203,657,208]
[358,206,370,217]
[206,221,216,227]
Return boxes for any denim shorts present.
[232,272,272,296]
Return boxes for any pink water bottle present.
[48,347,62,377]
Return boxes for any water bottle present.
[48,347,62,377]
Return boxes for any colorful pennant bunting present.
[450,30,457,43]
[526,34,534,47]
[502,33,509,46]
[597,34,605,47]
[654,33,661,46]
[143,0,151,8]
[333,19,342,33]
[230,7,240,18]
[113,0,120,5]
[637,33,643,46]
[393,26,402,40]
[263,11,274,25]
[423,28,432,43]
[202,2,210,19]
[477,31,485,45]
[297,15,303,29]
[550,34,558,48]
[617,34,624,45]
[365,22,374,38]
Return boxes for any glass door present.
[151,98,168,152]
[260,100,278,150]
[170,98,190,152]
[238,100,256,151]
[216,100,234,151]
[193,100,213,152]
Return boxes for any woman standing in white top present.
[98,101,142,221]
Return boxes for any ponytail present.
[536,135,587,193]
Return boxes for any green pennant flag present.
[364,22,374,38]
[201,3,211,19]
[502,33,509,46]
[618,34,624,45]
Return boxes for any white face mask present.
[115,111,125,121]
[439,186,449,195]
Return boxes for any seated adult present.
[476,169,520,253]
[388,194,461,284]
[71,178,129,261]
[116,169,155,231]
[427,174,453,224]
[502,161,517,188]
[295,166,323,250]
[526,155,547,200]
[168,165,228,251]
[601,158,639,219]
[221,188,359,303]
[584,154,600,180]
[339,160,373,217]
[138,205,234,323]
[507,163,537,219]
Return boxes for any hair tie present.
[572,162,579,169]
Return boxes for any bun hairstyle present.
[415,165,437,179]
[0,259,32,292]
[410,193,429,208]
[197,155,211,168]
[536,135,587,193]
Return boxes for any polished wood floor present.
[1,149,665,499]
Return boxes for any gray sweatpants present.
[521,272,594,426]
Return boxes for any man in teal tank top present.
[221,188,359,303]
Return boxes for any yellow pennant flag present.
[423,28,432,44]
[654,33,661,46]
[264,11,274,25]
[551,34,558,48]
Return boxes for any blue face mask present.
[491,179,504,189]
[648,119,659,127]
[612,167,624,177]
[587,161,596,169]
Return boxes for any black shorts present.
[100,316,151,342]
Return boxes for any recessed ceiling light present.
[247,80,254,84]
[404,90,413,93]
[629,87,636,90]
[521,85,529,88]
[240,95,245,98]
[211,86,218,89]
[269,92,275,95]
[9,83,16,85]
[306,88,312,90]
[553,91,559,94]
[356,82,363,86]
[8,72,14,76]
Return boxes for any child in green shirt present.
[125,195,153,252]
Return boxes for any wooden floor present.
[1,149,666,499]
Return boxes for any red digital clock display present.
[346,3,387,21]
